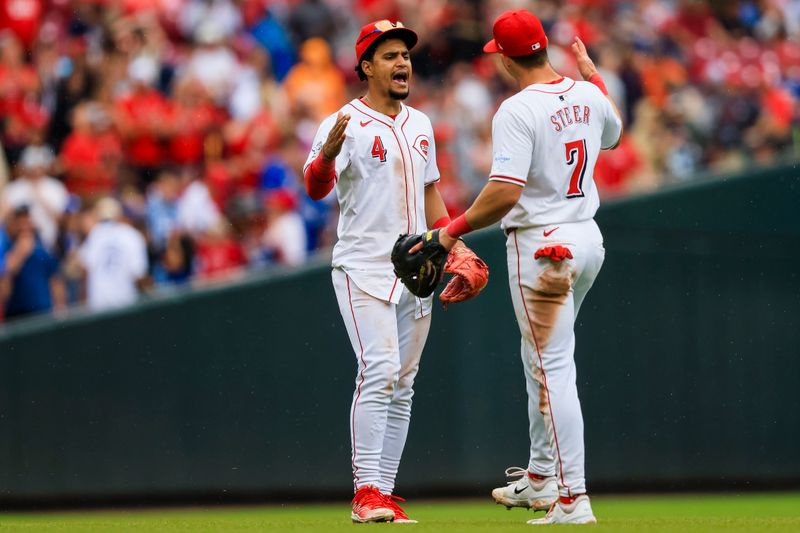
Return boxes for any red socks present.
[559,494,584,505]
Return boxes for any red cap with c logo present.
[483,10,548,57]
[355,20,418,65]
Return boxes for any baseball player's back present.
[490,77,622,230]
[417,9,626,525]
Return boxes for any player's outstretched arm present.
[571,37,623,147]
[572,37,622,143]
[571,37,622,120]
[431,181,522,251]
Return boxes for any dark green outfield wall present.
[1,163,798,503]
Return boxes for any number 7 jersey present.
[488,76,622,230]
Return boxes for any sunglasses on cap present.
[357,20,407,45]
[355,20,418,66]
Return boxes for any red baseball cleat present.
[351,486,395,523]
[383,494,418,524]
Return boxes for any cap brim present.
[483,39,500,53]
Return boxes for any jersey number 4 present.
[371,136,387,162]
[565,139,587,198]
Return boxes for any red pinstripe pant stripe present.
[346,275,367,489]
[513,231,572,496]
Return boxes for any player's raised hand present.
[571,37,598,81]
[323,112,350,160]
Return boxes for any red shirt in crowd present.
[115,88,170,168]
[195,237,247,279]
[594,135,641,196]
[60,130,123,199]
[225,109,281,190]
[0,0,42,50]
[167,101,223,166]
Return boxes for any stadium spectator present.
[0,0,42,52]
[249,8,296,82]
[0,31,45,165]
[185,21,241,105]
[0,205,64,320]
[78,197,148,311]
[0,145,68,250]
[194,218,247,280]
[47,37,96,151]
[145,169,183,252]
[261,188,307,266]
[166,77,221,166]
[114,55,171,185]
[60,103,123,200]
[282,37,346,122]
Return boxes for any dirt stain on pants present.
[525,260,575,415]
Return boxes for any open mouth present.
[392,71,409,87]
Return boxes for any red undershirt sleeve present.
[304,152,336,201]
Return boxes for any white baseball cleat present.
[491,467,558,510]
[527,494,597,525]
[351,485,395,523]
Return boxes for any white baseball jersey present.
[79,221,148,311]
[304,98,440,304]
[488,77,622,230]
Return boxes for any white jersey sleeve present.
[304,112,352,178]
[597,87,623,150]
[488,107,533,187]
[422,119,440,185]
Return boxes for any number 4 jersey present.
[304,99,440,304]
[488,76,622,230]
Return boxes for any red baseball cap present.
[355,19,418,65]
[483,10,548,57]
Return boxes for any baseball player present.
[418,10,623,525]
[303,20,486,523]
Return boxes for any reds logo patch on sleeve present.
[311,141,323,158]
[412,135,430,162]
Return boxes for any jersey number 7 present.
[565,139,587,198]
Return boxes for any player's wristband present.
[445,214,473,239]
[588,73,608,96]
[304,152,336,200]
[432,216,451,229]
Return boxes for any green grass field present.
[1,493,799,532]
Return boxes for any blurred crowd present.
[0,0,798,323]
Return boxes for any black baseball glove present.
[391,230,448,298]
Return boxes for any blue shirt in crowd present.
[0,230,59,319]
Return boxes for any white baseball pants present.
[506,219,605,497]
[332,268,431,494]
